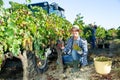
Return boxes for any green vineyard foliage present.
[0,1,72,59]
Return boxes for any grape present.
[73,44,82,51]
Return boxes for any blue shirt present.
[63,36,88,55]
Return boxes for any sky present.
[3,0,120,30]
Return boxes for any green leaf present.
[25,0,31,3]
[0,0,3,7]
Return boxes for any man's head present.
[71,25,80,38]
[94,25,97,29]
[71,25,80,31]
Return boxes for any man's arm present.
[63,37,73,54]
[81,39,88,56]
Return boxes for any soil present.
[0,40,120,80]
[40,48,120,80]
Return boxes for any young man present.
[62,25,88,72]
[91,24,97,49]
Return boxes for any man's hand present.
[61,46,65,50]
[77,51,83,55]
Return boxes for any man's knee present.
[80,55,88,66]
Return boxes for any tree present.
[0,0,3,7]
[73,13,85,37]
[106,28,117,40]
[0,1,72,79]
[96,26,106,39]
[117,26,120,39]
[95,26,106,45]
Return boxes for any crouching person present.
[61,25,88,72]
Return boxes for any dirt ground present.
[41,38,120,80]
[0,39,120,80]
[39,48,120,80]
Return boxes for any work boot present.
[71,60,79,73]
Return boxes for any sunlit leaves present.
[0,0,3,7]
[96,26,106,39]
[0,1,72,58]
[117,26,120,39]
[73,13,85,37]
[74,13,85,30]
[9,1,28,10]
[26,0,31,3]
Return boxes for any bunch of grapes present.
[73,44,82,51]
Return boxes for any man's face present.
[71,29,79,37]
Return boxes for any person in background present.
[90,24,97,49]
[61,25,88,72]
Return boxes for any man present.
[62,25,88,72]
[90,24,97,49]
